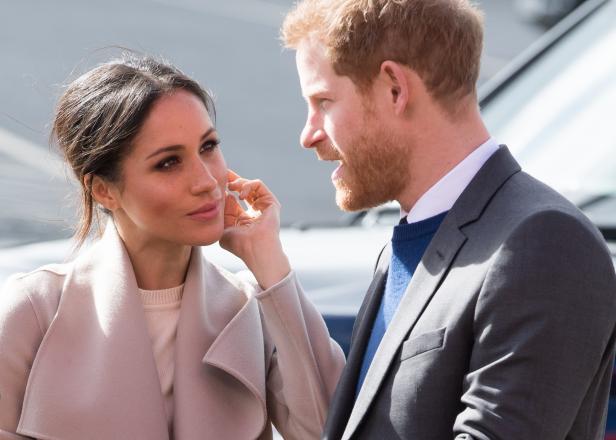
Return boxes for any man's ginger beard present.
[330,114,408,212]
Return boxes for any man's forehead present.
[296,40,338,96]
[300,78,332,98]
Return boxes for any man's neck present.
[397,110,490,213]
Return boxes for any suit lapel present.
[351,244,392,344]
[339,146,522,439]
[342,218,466,439]
[323,244,391,440]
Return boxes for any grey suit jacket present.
[323,146,616,440]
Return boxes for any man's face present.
[296,38,407,211]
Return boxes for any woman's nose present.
[190,161,218,195]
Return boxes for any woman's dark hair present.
[52,53,215,247]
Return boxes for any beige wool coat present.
[0,224,345,440]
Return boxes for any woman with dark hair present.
[0,55,345,440]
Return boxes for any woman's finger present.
[227,177,250,192]
[238,179,275,200]
[227,169,242,182]
[223,193,245,228]
[245,191,279,212]
[226,173,279,213]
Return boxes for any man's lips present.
[332,162,344,181]
[314,144,342,162]
[188,200,221,221]
[313,146,344,179]
[315,155,344,180]
[316,151,342,161]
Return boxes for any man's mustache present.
[315,143,343,161]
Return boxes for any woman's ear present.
[88,174,120,211]
[379,60,411,116]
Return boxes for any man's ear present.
[88,174,120,211]
[379,60,411,115]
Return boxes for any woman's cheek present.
[137,184,177,216]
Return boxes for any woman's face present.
[105,89,227,247]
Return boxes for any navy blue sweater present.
[356,211,448,395]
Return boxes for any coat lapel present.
[18,223,272,440]
[341,146,522,439]
[173,252,269,439]
[18,223,168,440]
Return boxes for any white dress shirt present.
[402,138,501,223]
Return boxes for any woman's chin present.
[179,215,224,245]
[193,237,221,247]
[188,226,225,247]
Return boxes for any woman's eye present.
[200,138,221,154]
[155,156,180,170]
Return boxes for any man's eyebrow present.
[305,89,330,99]
[302,91,332,105]
[146,127,217,159]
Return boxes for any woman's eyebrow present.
[146,127,217,160]
[146,144,183,160]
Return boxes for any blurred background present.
[0,0,551,247]
[4,1,616,436]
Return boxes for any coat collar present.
[18,223,270,440]
[340,146,522,439]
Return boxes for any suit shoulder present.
[503,205,609,263]
[510,204,605,250]
[480,173,616,302]
[492,171,602,239]
[507,171,582,212]
[492,208,616,302]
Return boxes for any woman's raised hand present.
[220,170,291,289]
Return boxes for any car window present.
[482,0,616,214]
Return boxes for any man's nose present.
[191,161,218,195]
[300,112,326,149]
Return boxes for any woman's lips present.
[188,200,221,221]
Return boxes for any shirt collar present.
[401,138,500,223]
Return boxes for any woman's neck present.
[115,223,192,290]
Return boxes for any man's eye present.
[318,99,331,110]
[200,138,221,153]
[155,156,180,170]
